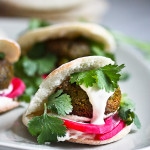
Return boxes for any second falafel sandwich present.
[15,21,116,101]
[0,38,25,113]
[22,56,140,145]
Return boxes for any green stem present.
[44,103,47,115]
[111,31,150,59]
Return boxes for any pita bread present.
[18,22,116,55]
[0,39,21,113]
[0,0,89,11]
[0,97,19,113]
[22,56,114,123]
[67,125,132,145]
[0,38,21,63]
[0,0,107,23]
[22,56,132,145]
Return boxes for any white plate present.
[0,43,150,150]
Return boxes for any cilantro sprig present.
[70,64,125,92]
[47,90,73,116]
[28,103,67,144]
[27,90,72,144]
[118,94,141,129]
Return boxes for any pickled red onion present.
[6,77,25,98]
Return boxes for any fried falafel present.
[0,59,13,90]
[56,77,121,118]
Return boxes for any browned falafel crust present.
[46,38,91,60]
[56,77,121,118]
[0,59,13,90]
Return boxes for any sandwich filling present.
[56,77,117,125]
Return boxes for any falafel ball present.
[0,59,13,90]
[46,38,90,59]
[56,77,121,118]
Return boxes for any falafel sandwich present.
[15,22,116,101]
[0,39,25,113]
[22,56,140,145]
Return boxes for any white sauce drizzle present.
[80,85,114,125]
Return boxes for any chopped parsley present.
[70,64,125,92]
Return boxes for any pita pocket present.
[0,39,25,113]
[22,56,140,145]
[15,22,116,100]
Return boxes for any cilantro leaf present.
[36,54,57,75]
[47,90,73,116]
[14,50,57,102]
[28,18,50,30]
[90,43,115,61]
[118,94,141,129]
[120,72,130,81]
[134,113,141,129]
[70,64,124,92]
[0,52,5,60]
[94,69,113,92]
[70,70,96,87]
[22,56,38,76]
[27,42,46,59]
[28,104,67,144]
[101,64,125,89]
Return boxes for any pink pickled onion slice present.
[95,120,126,140]
[63,114,121,134]
[6,77,25,98]
[42,74,48,79]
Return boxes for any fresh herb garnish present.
[118,94,141,129]
[14,41,57,102]
[27,42,47,59]
[111,31,150,59]
[0,52,5,60]
[120,72,130,81]
[70,64,125,92]
[47,90,73,116]
[14,53,57,102]
[28,103,67,144]
[28,18,50,30]
[90,42,115,61]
